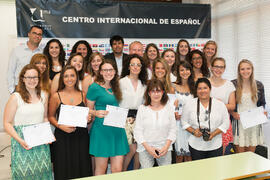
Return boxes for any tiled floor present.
[0,132,11,180]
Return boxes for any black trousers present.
[189,145,222,161]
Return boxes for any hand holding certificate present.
[240,106,268,129]
[58,104,89,128]
[22,122,56,148]
[103,105,128,128]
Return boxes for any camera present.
[200,128,210,141]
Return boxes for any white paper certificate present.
[58,104,89,128]
[103,105,128,128]
[22,122,56,148]
[240,106,268,129]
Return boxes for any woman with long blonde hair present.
[152,58,174,94]
[231,59,266,153]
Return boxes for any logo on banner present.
[30,8,51,22]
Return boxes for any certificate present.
[103,105,128,128]
[22,122,56,148]
[58,104,89,128]
[240,106,268,129]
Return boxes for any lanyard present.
[197,98,212,131]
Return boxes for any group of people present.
[3,25,266,179]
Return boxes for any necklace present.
[105,88,113,95]
[53,65,62,72]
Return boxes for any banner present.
[16,0,211,38]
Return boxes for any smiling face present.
[179,41,189,56]
[211,60,225,78]
[28,27,42,45]
[35,58,47,74]
[91,55,103,72]
[100,63,116,82]
[49,42,60,58]
[129,43,144,57]
[147,46,158,61]
[197,82,211,101]
[154,62,166,79]
[23,69,39,90]
[163,51,175,68]
[239,62,252,80]
[192,53,203,69]
[70,55,83,72]
[76,43,88,58]
[204,44,216,59]
[179,65,191,80]
[112,40,124,54]
[63,69,77,88]
[129,57,142,76]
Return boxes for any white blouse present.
[134,103,177,152]
[181,97,229,151]
[210,80,235,104]
[119,76,146,109]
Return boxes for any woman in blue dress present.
[87,59,129,175]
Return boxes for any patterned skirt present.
[11,125,53,180]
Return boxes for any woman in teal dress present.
[87,59,129,175]
[3,64,53,180]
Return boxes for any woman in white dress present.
[231,59,266,153]
[120,54,148,170]
[134,79,176,168]
[173,61,195,163]
[209,57,235,154]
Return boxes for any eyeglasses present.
[101,69,114,73]
[31,32,42,37]
[130,63,142,68]
[24,76,39,80]
[150,89,163,94]
[212,65,225,69]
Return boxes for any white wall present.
[0,0,17,131]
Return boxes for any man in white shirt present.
[104,35,128,75]
[7,25,43,93]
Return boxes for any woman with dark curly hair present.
[87,59,129,175]
[188,49,210,81]
[71,40,93,73]
[119,54,148,171]
[43,39,66,80]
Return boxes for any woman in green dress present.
[87,59,129,175]
[3,64,53,180]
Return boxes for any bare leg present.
[110,155,124,173]
[123,143,136,171]
[246,146,256,153]
[234,145,245,153]
[133,152,140,169]
[175,155,184,163]
[91,155,95,174]
[184,156,192,162]
[95,157,108,175]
